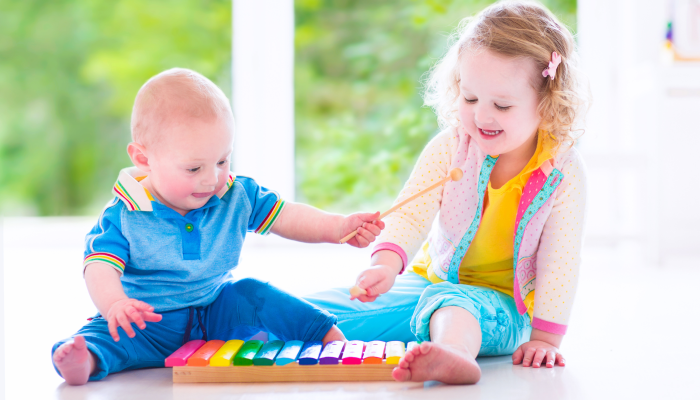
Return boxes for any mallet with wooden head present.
[345,168,464,298]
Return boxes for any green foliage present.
[0,0,231,215]
[295,0,576,213]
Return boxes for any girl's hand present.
[106,298,163,342]
[340,211,385,248]
[512,340,565,368]
[351,264,399,302]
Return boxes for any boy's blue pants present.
[51,278,337,381]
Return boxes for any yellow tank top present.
[412,132,553,316]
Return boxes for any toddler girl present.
[306,0,588,384]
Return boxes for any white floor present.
[2,217,699,400]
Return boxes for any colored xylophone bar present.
[166,339,419,383]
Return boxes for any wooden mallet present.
[340,168,464,245]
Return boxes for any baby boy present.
[51,68,383,385]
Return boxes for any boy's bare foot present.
[53,335,95,386]
[321,325,346,345]
[392,341,481,384]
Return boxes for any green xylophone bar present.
[252,340,284,366]
[233,340,264,366]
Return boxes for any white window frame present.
[232,0,295,201]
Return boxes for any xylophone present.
[166,339,419,383]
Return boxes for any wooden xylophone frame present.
[172,362,396,383]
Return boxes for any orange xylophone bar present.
[166,339,418,383]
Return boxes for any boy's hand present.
[340,211,385,248]
[512,340,565,368]
[106,298,163,342]
[351,264,399,302]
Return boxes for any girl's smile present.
[478,128,504,138]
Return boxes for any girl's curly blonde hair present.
[423,0,588,153]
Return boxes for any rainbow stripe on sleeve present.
[84,253,126,274]
[254,199,285,235]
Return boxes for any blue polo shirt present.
[83,167,286,312]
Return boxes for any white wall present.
[578,0,700,265]
[232,0,295,200]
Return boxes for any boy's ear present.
[127,142,151,172]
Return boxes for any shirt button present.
[185,223,194,232]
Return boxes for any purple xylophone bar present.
[319,341,345,365]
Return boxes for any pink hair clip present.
[542,52,561,80]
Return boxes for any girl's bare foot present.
[392,341,481,384]
[53,335,95,385]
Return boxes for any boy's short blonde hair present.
[131,68,233,147]
[424,0,588,152]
